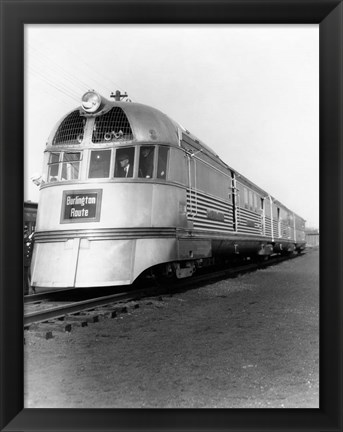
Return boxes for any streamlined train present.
[30,90,306,289]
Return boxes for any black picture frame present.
[0,1,342,431]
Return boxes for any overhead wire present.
[29,65,80,103]
[29,41,113,98]
[28,36,135,102]
[49,38,125,97]
[28,44,92,96]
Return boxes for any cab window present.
[157,147,169,179]
[139,146,155,178]
[254,193,258,211]
[114,147,135,178]
[48,152,60,182]
[61,152,81,181]
[249,190,253,210]
[88,150,111,178]
[244,188,248,209]
[48,151,82,182]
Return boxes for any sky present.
[25,24,319,228]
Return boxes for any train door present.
[186,151,197,218]
[231,171,238,232]
[260,197,265,235]
[277,207,281,238]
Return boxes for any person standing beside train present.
[24,227,35,294]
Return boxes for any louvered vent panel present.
[92,107,133,143]
[53,111,85,145]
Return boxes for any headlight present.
[81,91,102,113]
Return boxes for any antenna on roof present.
[110,90,130,102]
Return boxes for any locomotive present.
[30,90,306,289]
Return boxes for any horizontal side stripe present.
[34,227,177,242]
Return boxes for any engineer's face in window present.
[120,158,129,169]
[142,148,150,158]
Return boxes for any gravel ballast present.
[24,249,319,408]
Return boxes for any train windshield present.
[157,147,168,179]
[138,147,155,178]
[46,146,169,182]
[61,153,81,180]
[48,152,60,182]
[114,147,135,178]
[47,151,81,182]
[88,150,111,178]
[138,146,169,179]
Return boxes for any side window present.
[244,188,248,209]
[168,147,187,185]
[114,147,135,178]
[157,147,169,179]
[254,193,258,211]
[273,204,278,218]
[88,150,111,179]
[48,152,60,182]
[265,197,271,215]
[139,146,155,178]
[249,190,253,210]
[61,152,81,181]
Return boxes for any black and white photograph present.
[1,0,342,428]
[22,24,321,409]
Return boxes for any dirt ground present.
[24,249,319,408]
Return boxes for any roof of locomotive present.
[48,93,305,222]
[48,95,219,155]
[121,102,229,171]
[111,100,182,146]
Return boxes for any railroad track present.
[24,252,304,330]
[24,289,144,327]
[24,288,78,304]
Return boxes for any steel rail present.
[24,289,142,327]
[24,288,76,304]
[24,252,304,327]
[162,253,302,292]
